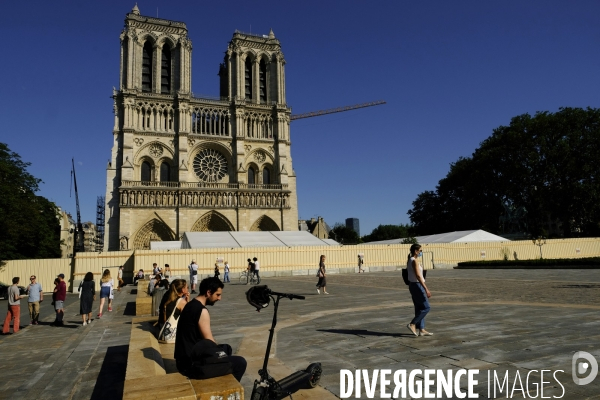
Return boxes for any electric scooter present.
[246,285,322,400]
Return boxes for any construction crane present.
[290,100,386,121]
[71,158,85,255]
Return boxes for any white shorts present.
[191,275,198,284]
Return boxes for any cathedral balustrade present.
[118,187,291,209]
[121,180,180,188]
[121,180,287,190]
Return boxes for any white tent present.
[150,241,183,250]
[365,229,509,245]
[179,231,338,249]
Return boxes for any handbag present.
[78,282,83,298]
[158,298,181,343]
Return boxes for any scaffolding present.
[96,196,105,252]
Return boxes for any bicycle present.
[239,270,259,285]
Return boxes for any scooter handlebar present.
[268,289,305,300]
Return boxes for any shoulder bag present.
[158,298,181,343]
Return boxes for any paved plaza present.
[1,269,599,399]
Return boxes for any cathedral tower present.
[105,6,297,251]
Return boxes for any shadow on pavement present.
[317,328,414,338]
[123,301,136,316]
[553,284,600,289]
[91,344,128,400]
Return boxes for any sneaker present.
[82,321,87,326]
[316,288,320,294]
[324,292,330,294]
[29,321,33,326]
[108,307,113,312]
[97,313,102,318]
[33,321,39,325]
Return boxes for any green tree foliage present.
[362,224,414,242]
[0,143,62,262]
[329,223,360,244]
[408,108,600,237]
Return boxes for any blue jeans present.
[408,282,430,329]
[224,272,230,282]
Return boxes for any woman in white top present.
[97,269,114,318]
[406,244,432,336]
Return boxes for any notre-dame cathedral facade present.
[105,5,298,251]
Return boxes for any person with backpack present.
[189,260,199,294]
[174,277,246,381]
[406,244,432,337]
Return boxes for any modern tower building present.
[345,218,360,237]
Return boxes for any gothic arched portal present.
[191,211,234,232]
[250,215,280,231]
[133,218,176,250]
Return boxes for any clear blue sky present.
[1,1,599,236]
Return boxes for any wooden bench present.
[134,280,153,316]
[123,317,244,400]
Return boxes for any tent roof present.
[180,231,338,249]
[150,241,183,250]
[364,229,509,245]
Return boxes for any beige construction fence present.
[1,237,599,293]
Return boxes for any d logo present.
[572,351,598,385]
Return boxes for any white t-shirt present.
[118,269,123,279]
[224,263,230,273]
[407,257,424,283]
[189,263,198,275]
[254,261,260,271]
[101,279,114,288]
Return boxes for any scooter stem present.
[260,295,281,380]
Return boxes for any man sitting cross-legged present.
[174,277,246,382]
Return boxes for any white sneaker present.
[82,321,87,326]
[316,288,320,294]
[324,292,330,294]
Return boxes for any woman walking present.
[316,255,329,294]
[406,244,432,336]
[97,269,114,318]
[79,272,96,326]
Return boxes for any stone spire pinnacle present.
[268,28,275,39]
[132,3,140,15]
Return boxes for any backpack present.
[187,340,233,379]
[402,268,427,286]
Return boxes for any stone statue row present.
[120,189,290,208]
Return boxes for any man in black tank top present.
[174,277,247,382]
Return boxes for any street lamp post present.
[532,236,546,259]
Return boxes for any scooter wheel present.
[305,362,322,388]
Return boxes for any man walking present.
[52,273,67,327]
[3,277,26,334]
[253,257,261,284]
[189,259,199,294]
[223,261,230,283]
[117,266,124,291]
[174,277,246,381]
[27,275,43,325]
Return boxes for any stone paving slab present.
[1,269,599,399]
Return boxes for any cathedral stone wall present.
[105,6,299,251]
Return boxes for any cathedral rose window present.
[193,149,227,182]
